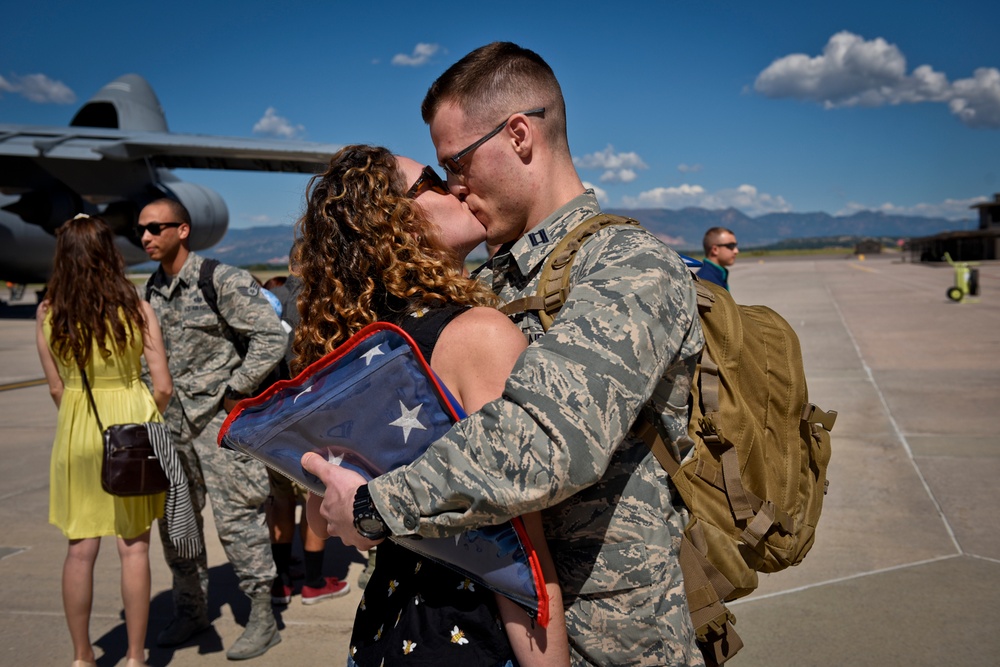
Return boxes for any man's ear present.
[179,223,191,241]
[508,113,534,159]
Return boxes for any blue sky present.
[2,0,998,231]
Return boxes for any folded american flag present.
[218,322,548,625]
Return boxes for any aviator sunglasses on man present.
[715,242,738,250]
[406,165,450,199]
[440,107,545,176]
[136,221,184,236]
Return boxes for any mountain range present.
[175,207,975,269]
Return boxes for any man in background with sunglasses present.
[306,42,705,666]
[138,198,291,660]
[697,227,740,291]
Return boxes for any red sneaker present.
[301,577,350,605]
[270,578,293,606]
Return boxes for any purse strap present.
[79,368,106,433]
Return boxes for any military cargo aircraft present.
[0,74,339,288]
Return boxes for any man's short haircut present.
[146,197,191,227]
[703,226,735,255]
[421,42,569,153]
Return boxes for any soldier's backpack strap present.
[197,258,222,319]
[197,258,249,358]
[500,214,640,329]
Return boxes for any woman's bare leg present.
[63,537,101,663]
[117,531,152,664]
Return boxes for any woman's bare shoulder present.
[441,306,524,345]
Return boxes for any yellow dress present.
[45,313,165,540]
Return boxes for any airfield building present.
[907,193,1000,262]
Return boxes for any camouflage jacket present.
[371,192,705,664]
[146,252,286,435]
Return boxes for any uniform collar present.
[148,251,202,295]
[489,190,601,287]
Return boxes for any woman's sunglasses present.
[406,166,449,199]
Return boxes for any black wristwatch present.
[353,484,389,540]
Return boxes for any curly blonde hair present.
[291,145,497,372]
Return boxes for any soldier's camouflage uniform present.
[371,191,706,666]
[146,252,286,616]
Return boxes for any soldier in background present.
[138,198,286,660]
[697,227,739,291]
[304,43,705,666]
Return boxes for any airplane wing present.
[0,124,340,174]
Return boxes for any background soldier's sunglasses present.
[440,107,545,176]
[135,222,183,236]
[716,242,738,250]
[406,166,449,199]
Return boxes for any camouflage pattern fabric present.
[146,252,288,434]
[371,192,706,666]
[147,252,284,607]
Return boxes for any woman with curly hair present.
[294,145,568,667]
[36,214,172,667]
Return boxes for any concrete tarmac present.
[1,253,997,666]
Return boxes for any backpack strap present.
[197,258,249,358]
[500,214,640,329]
[198,257,222,319]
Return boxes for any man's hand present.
[301,452,382,550]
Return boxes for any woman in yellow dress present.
[36,214,173,667]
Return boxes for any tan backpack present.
[500,214,836,665]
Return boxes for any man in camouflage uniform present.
[304,43,705,666]
[139,198,286,660]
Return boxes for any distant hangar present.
[908,193,1000,262]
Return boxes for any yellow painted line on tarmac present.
[0,378,47,392]
[848,262,879,273]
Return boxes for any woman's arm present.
[140,301,173,414]
[35,302,63,408]
[434,307,570,667]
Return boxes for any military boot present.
[226,595,281,660]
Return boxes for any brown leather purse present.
[81,369,170,497]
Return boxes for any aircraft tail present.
[70,74,168,132]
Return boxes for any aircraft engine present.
[158,181,229,252]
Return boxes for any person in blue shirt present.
[697,227,739,291]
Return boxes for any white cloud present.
[574,144,648,184]
[754,31,1000,128]
[392,43,441,67]
[575,144,648,170]
[600,168,638,183]
[838,195,987,221]
[949,68,1000,129]
[253,107,305,139]
[677,163,702,173]
[0,72,75,104]
[622,183,792,216]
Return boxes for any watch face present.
[357,517,383,532]
[356,515,387,539]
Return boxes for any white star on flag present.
[293,385,313,403]
[389,401,426,443]
[327,449,344,466]
[361,344,385,366]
